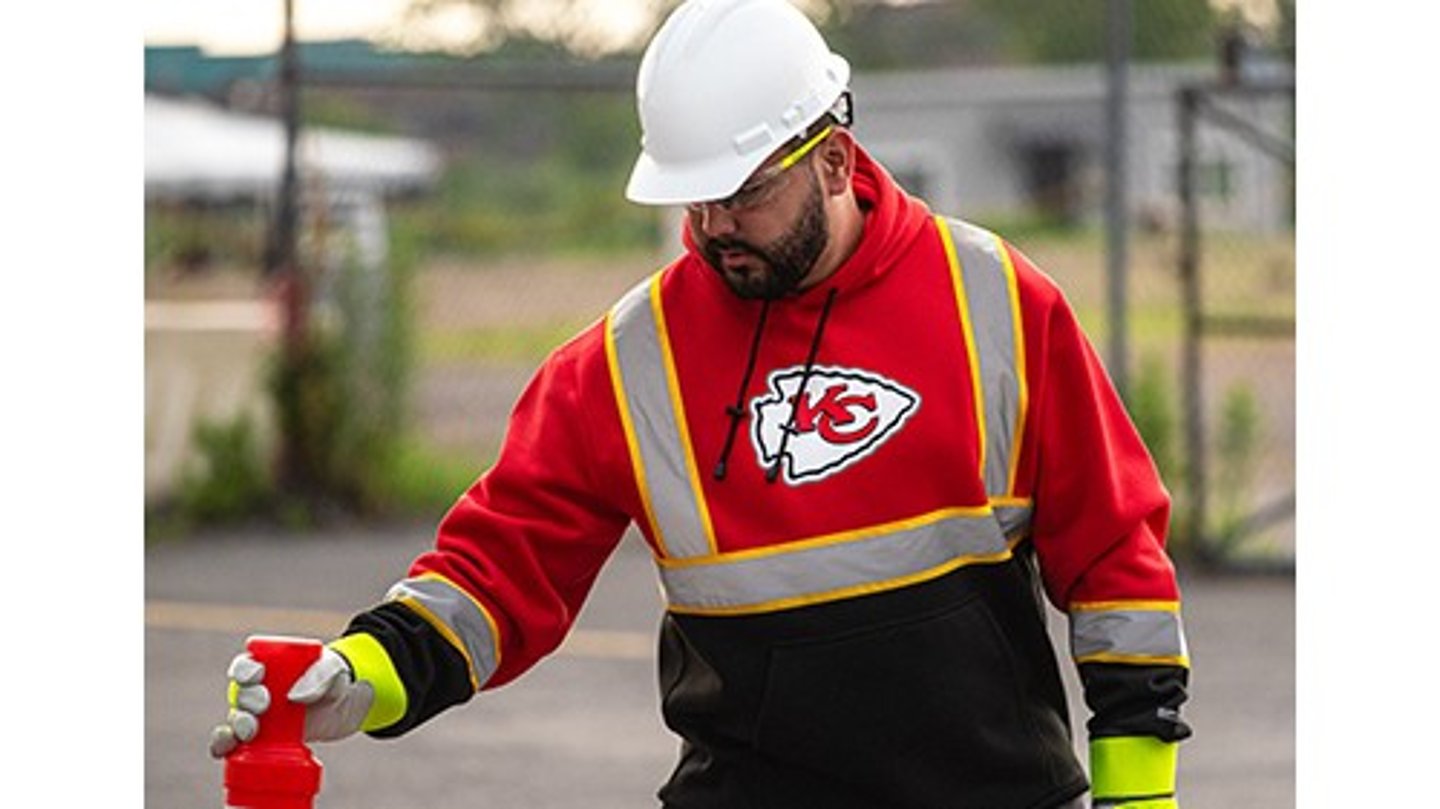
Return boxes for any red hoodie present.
[348,144,1189,808]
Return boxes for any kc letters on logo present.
[750,366,920,484]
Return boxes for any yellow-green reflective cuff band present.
[227,680,239,708]
[1096,800,1177,809]
[330,633,408,733]
[1090,736,1178,799]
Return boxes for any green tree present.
[401,0,679,56]
[403,0,1223,66]
[820,1,1004,70]
[970,0,1219,63]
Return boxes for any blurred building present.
[146,41,1292,235]
[145,41,430,109]
[854,63,1294,233]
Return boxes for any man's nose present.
[695,204,740,239]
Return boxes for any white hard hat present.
[625,0,851,206]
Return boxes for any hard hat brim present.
[624,147,770,207]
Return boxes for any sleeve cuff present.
[1090,735,1178,802]
[330,632,409,733]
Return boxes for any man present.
[211,1,1192,807]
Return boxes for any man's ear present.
[817,128,856,195]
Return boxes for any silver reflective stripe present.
[942,217,1025,499]
[1071,605,1189,665]
[658,511,1011,615]
[608,276,713,558]
[993,502,1033,540]
[386,575,500,690]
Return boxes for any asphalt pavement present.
[146,523,1294,808]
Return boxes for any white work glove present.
[208,645,375,758]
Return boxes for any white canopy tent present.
[145,93,441,201]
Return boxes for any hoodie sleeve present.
[1005,242,1192,747]
[344,322,636,737]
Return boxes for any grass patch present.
[368,438,489,522]
[1072,303,1185,351]
[420,321,588,364]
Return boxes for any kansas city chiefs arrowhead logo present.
[751,366,920,485]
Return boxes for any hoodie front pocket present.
[753,595,1043,807]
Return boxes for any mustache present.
[705,237,764,257]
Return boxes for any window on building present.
[1020,142,1081,225]
[1197,159,1235,202]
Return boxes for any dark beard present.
[700,170,829,301]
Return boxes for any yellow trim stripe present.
[1075,652,1192,668]
[936,215,989,487]
[648,276,720,556]
[667,548,1015,617]
[994,235,1029,495]
[1070,599,1181,613]
[654,505,994,569]
[604,300,669,556]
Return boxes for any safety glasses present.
[685,123,835,214]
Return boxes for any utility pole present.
[268,0,301,289]
[1177,86,1205,552]
[1104,0,1131,396]
[267,0,309,495]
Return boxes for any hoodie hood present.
[680,141,933,308]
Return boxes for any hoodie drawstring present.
[768,287,839,483]
[714,298,772,480]
[713,287,839,483]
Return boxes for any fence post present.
[267,0,311,497]
[1177,84,1207,556]
[1104,0,1132,396]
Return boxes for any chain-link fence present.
[1176,76,1295,570]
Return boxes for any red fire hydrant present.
[224,635,324,809]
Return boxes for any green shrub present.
[1124,353,1192,551]
[1127,354,1180,489]
[1214,382,1262,548]
[367,439,486,521]
[267,211,421,519]
[171,413,274,527]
